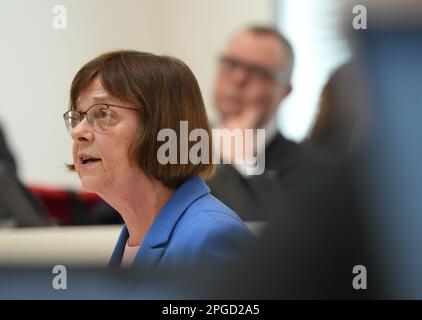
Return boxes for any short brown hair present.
[68,50,214,188]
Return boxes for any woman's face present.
[71,78,141,194]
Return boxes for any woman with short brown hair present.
[63,50,253,268]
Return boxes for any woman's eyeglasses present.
[63,103,139,135]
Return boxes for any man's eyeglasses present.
[219,56,290,84]
[63,103,139,135]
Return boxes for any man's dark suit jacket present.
[207,132,330,221]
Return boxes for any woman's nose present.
[71,119,93,142]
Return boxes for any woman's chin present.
[80,177,102,193]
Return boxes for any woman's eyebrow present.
[76,94,115,111]
[82,95,113,109]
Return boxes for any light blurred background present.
[0,0,350,189]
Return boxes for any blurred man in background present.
[208,26,328,221]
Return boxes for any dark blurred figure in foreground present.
[307,62,366,158]
[214,59,380,299]
[216,0,422,298]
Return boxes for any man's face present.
[213,31,291,127]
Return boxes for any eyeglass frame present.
[63,103,140,135]
[218,55,290,85]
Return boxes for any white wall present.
[0,0,273,188]
[276,0,351,141]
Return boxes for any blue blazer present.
[109,176,254,268]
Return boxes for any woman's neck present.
[99,172,175,246]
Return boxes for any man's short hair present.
[245,25,295,78]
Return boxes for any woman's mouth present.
[79,156,102,166]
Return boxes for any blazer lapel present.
[132,244,166,268]
[132,176,210,268]
[108,177,210,268]
[108,225,128,267]
[108,225,165,268]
